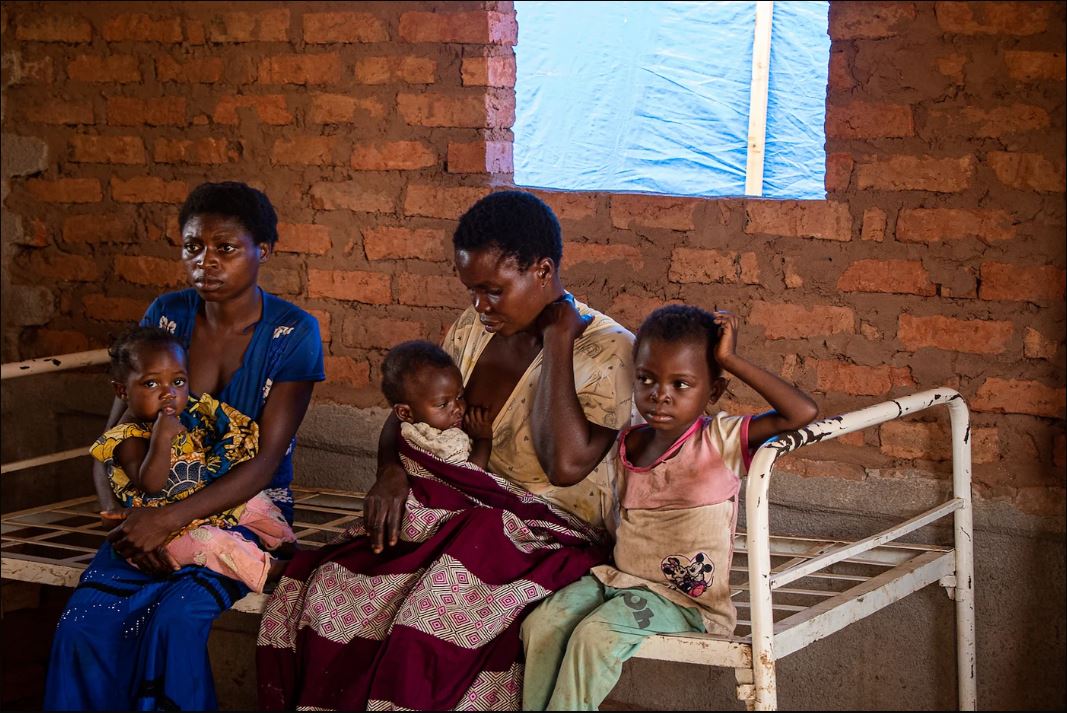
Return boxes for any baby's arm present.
[712,310,819,450]
[114,409,186,496]
[463,406,494,470]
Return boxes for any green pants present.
[521,574,705,711]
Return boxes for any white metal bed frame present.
[1,351,977,710]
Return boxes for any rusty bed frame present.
[1,350,976,710]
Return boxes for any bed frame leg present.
[948,396,977,711]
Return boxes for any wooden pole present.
[745,1,774,197]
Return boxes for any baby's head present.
[381,340,466,430]
[109,326,190,422]
[632,306,728,434]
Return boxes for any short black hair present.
[108,325,186,382]
[178,181,279,246]
[380,340,457,405]
[453,190,562,270]
[634,305,723,378]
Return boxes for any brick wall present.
[2,1,1064,516]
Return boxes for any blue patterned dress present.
[45,288,325,711]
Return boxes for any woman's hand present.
[364,463,410,554]
[463,405,494,440]
[536,293,592,343]
[106,507,180,576]
[712,309,741,372]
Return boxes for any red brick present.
[880,421,999,464]
[309,181,397,214]
[62,214,135,244]
[156,55,224,83]
[114,255,185,287]
[979,262,1066,302]
[25,252,100,282]
[106,96,186,126]
[67,54,141,83]
[308,269,391,304]
[15,15,92,42]
[83,294,147,322]
[69,135,145,164]
[815,360,913,397]
[749,301,855,340]
[307,309,332,343]
[860,207,887,242]
[1004,50,1066,81]
[825,153,853,192]
[207,9,290,42]
[608,294,675,331]
[1014,487,1066,518]
[351,141,436,170]
[153,137,235,164]
[830,3,916,39]
[668,248,736,284]
[110,177,187,204]
[22,98,93,125]
[276,224,331,255]
[987,152,1066,192]
[936,53,967,82]
[567,243,644,271]
[446,140,511,174]
[826,101,914,139]
[324,355,371,388]
[355,56,436,84]
[302,12,388,43]
[363,227,449,262]
[4,54,55,84]
[973,378,1065,418]
[212,95,292,125]
[856,155,975,192]
[783,258,804,288]
[773,457,867,481]
[259,269,302,297]
[271,136,339,166]
[398,91,514,129]
[403,184,488,220]
[101,14,182,42]
[342,315,423,349]
[533,190,597,221]
[258,53,341,85]
[927,104,1050,138]
[838,259,935,296]
[897,314,1013,355]
[184,18,206,45]
[26,178,101,203]
[610,195,697,232]
[897,208,1014,244]
[1055,434,1066,470]
[397,273,469,309]
[308,93,386,123]
[461,55,516,87]
[935,2,1049,35]
[739,253,761,285]
[828,47,854,90]
[33,330,91,356]
[745,200,851,241]
[398,11,517,44]
[1023,328,1060,360]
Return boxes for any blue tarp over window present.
[514,1,829,199]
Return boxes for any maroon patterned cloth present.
[256,433,608,711]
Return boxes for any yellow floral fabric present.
[443,298,635,530]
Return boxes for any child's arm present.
[463,405,494,470]
[712,310,819,451]
[113,408,187,496]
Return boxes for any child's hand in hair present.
[712,310,741,371]
[463,405,494,441]
[154,406,187,442]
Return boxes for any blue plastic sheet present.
[514,1,828,199]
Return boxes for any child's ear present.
[112,380,128,401]
[259,242,272,263]
[707,377,728,406]
[535,257,555,286]
[393,403,414,423]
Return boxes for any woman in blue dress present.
[45,181,325,711]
